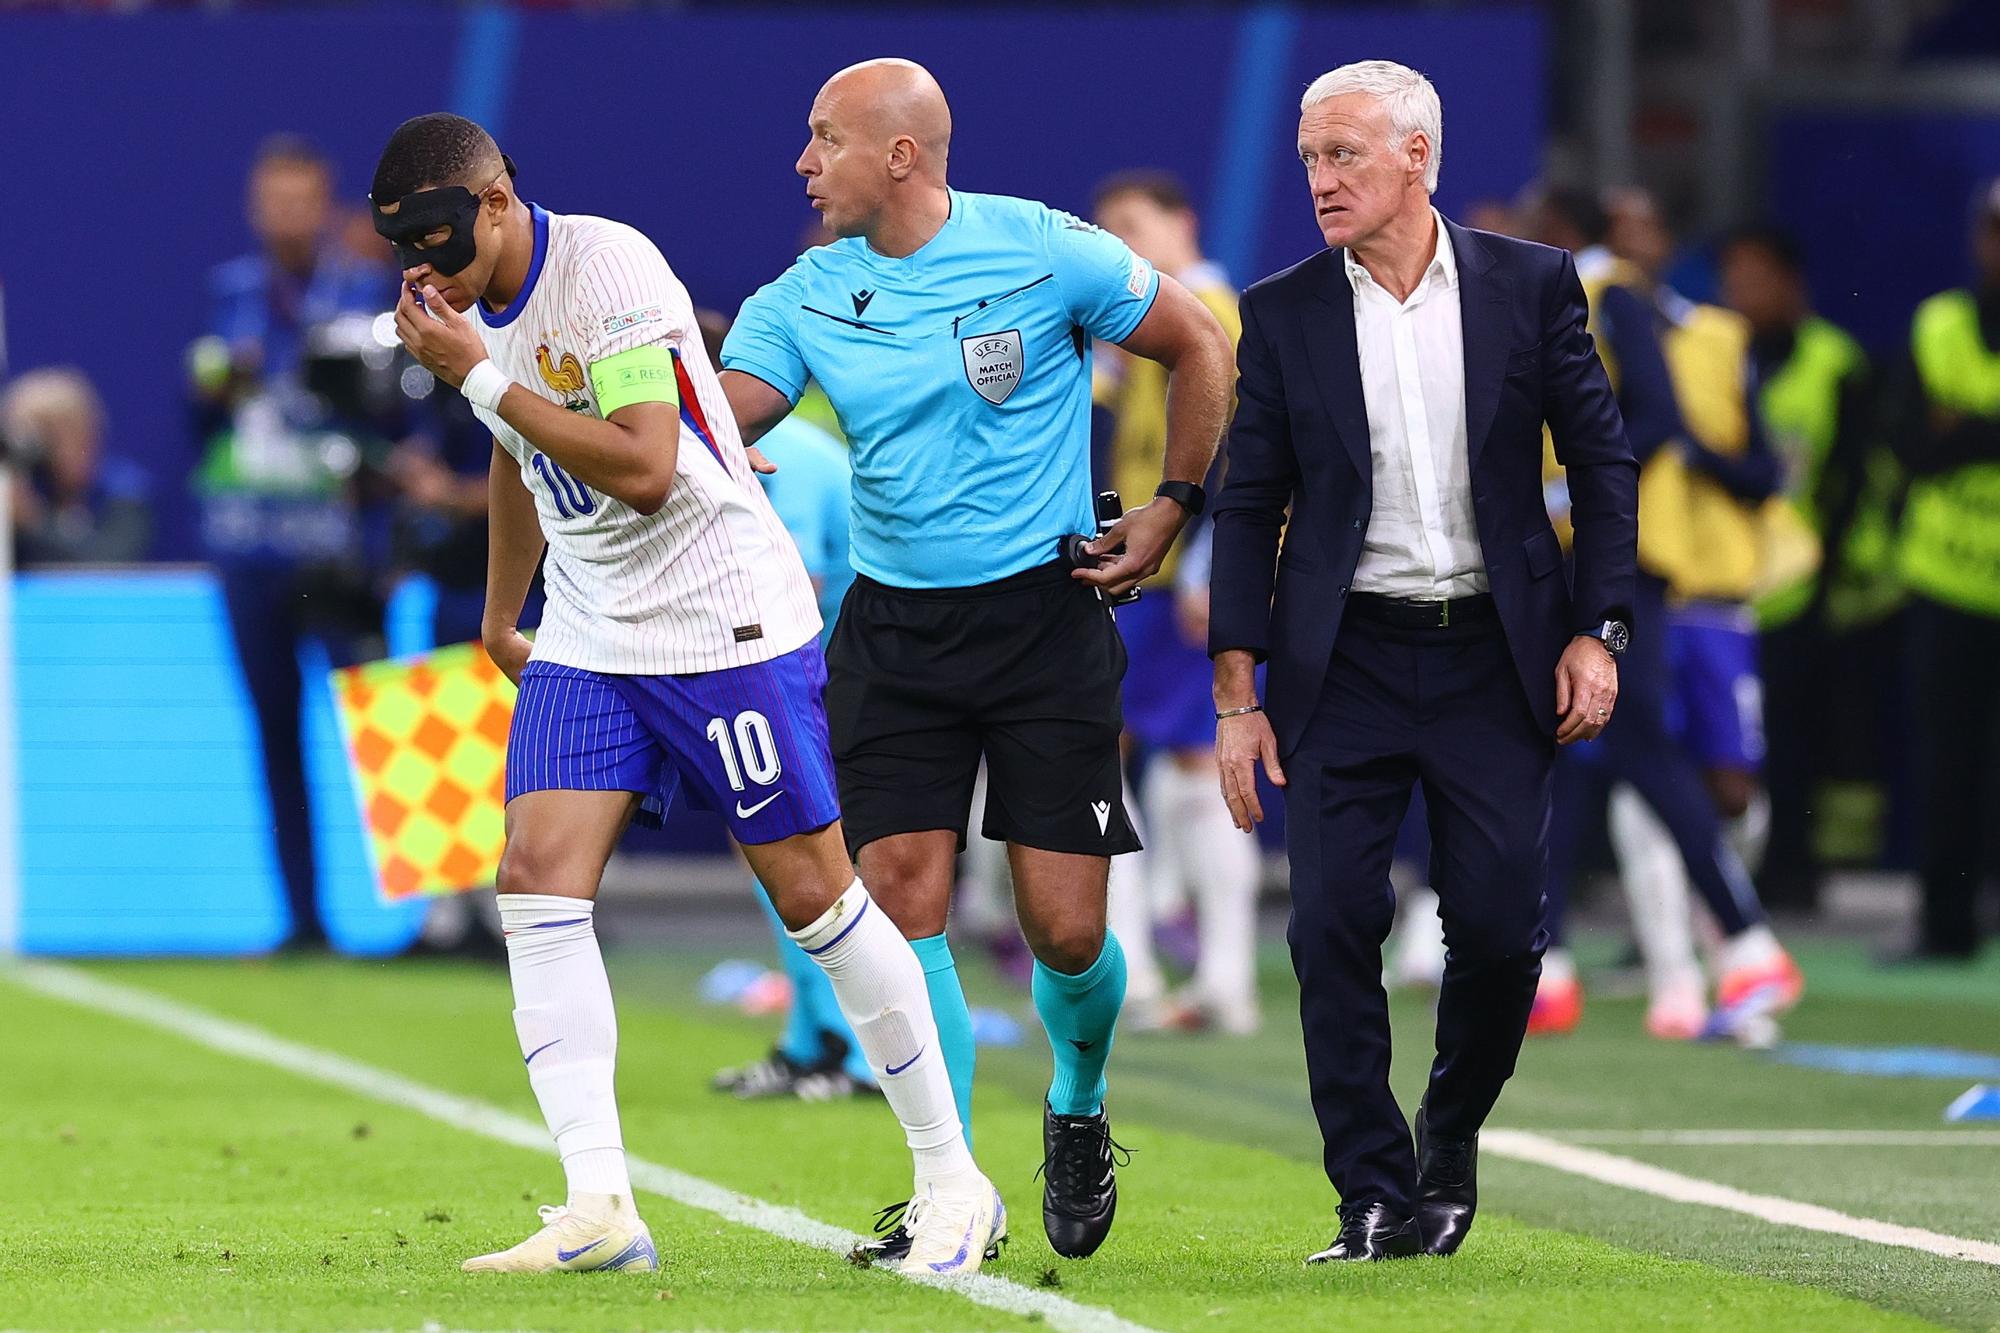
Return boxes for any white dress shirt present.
[1345,212,1489,599]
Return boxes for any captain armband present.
[588,344,680,417]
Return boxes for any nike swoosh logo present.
[556,1237,607,1262]
[523,1039,562,1066]
[926,1222,975,1273]
[734,790,785,819]
[885,1046,925,1077]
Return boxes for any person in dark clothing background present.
[1719,224,1895,910]
[1887,180,2000,963]
[1519,187,1799,1043]
[188,135,397,952]
[389,382,543,649]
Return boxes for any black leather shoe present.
[1305,1201,1422,1262]
[1415,1103,1477,1256]
[1039,1104,1127,1258]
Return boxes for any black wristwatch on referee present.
[1155,481,1206,516]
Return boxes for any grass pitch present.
[2,931,1995,1331]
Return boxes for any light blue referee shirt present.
[724,190,1160,589]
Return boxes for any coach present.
[1208,61,1638,1262]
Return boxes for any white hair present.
[1301,60,1442,194]
[1,367,102,445]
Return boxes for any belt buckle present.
[1438,599,1450,628]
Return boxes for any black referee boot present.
[1414,1101,1478,1256]
[1040,1104,1126,1258]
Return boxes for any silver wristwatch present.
[1588,619,1631,656]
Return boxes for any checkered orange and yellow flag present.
[331,642,516,899]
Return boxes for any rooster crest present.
[535,345,587,395]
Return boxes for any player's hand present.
[394,283,488,389]
[1554,635,1618,745]
[483,625,534,687]
[1216,707,1286,831]
[745,444,777,475]
[1072,498,1188,597]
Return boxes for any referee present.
[722,58,1233,1261]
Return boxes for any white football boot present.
[892,1176,1005,1276]
[461,1194,659,1273]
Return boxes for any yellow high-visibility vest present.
[1756,317,1900,628]
[1100,268,1240,585]
[1900,289,2000,618]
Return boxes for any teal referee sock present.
[910,933,976,1150]
[1033,932,1127,1117]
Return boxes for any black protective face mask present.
[370,154,516,277]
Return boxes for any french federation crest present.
[961,329,1024,405]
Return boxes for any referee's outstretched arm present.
[1074,273,1235,598]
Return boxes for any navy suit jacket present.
[1208,219,1639,759]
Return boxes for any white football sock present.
[498,893,631,1205]
[954,762,1013,935]
[790,881,977,1189]
[1110,777,1166,1006]
[1138,761,1184,908]
[1388,880,1447,990]
[1142,769,1192,923]
[1718,922,1784,976]
[1109,853,1167,1004]
[1727,787,1771,877]
[1158,760,1260,1016]
[1608,785,1704,1000]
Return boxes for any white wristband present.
[460,359,511,413]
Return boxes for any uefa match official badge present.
[961,329,1023,405]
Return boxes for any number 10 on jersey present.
[531,452,598,518]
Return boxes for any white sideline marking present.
[1542,1129,2000,1148]
[1485,1130,2000,1265]
[7,962,1156,1333]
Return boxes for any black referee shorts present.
[824,560,1141,858]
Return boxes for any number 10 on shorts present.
[705,710,782,791]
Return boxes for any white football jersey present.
[469,208,820,674]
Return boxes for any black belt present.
[1346,591,1496,629]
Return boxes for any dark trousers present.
[1760,615,1825,907]
[219,563,381,943]
[1909,597,2000,953]
[1284,607,1551,1213]
[1544,575,1763,943]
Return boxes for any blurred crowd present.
[2,132,1995,995]
[1485,180,1997,974]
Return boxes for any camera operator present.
[187,135,398,952]
[3,367,151,568]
